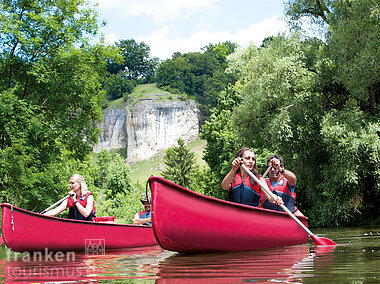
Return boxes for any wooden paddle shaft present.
[240,164,314,236]
[40,194,71,214]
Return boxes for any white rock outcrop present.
[93,100,199,163]
[93,108,127,152]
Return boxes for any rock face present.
[93,100,199,163]
[93,108,127,152]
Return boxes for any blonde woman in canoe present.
[43,174,96,221]
[222,147,283,207]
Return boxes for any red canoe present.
[1,203,157,252]
[148,176,309,253]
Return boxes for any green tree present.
[156,53,192,94]
[222,27,379,227]
[104,154,132,197]
[103,72,136,101]
[285,0,379,111]
[162,139,200,190]
[0,0,113,209]
[93,150,142,224]
[200,85,241,199]
[107,39,159,82]
[156,42,238,122]
[282,0,380,226]
[95,149,112,187]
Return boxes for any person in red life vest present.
[43,174,96,221]
[221,147,284,207]
[261,155,304,217]
[133,193,152,226]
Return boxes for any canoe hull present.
[148,176,309,253]
[1,203,157,252]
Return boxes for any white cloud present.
[142,15,287,59]
[232,15,288,46]
[93,0,221,23]
[104,33,119,45]
[91,0,288,59]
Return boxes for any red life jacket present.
[261,176,296,213]
[228,173,263,207]
[67,192,96,221]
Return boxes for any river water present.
[0,226,378,283]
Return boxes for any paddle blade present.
[311,234,337,246]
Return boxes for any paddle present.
[261,166,271,179]
[240,163,336,246]
[40,194,72,214]
[0,194,73,246]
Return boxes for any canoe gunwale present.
[1,203,151,228]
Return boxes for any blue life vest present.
[139,211,152,226]
[228,173,262,207]
[261,177,296,213]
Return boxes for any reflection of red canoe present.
[3,245,163,282]
[157,244,310,283]
[148,176,309,253]
[1,203,157,252]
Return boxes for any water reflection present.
[157,245,317,283]
[0,245,170,282]
[0,244,332,283]
[0,226,378,283]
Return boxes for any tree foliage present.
[285,0,379,111]
[0,0,114,210]
[162,139,203,192]
[156,41,238,122]
[94,150,142,224]
[102,72,136,101]
[201,0,379,227]
[104,154,132,196]
[107,39,159,82]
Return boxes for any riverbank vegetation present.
[0,0,378,227]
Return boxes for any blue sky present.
[91,0,288,60]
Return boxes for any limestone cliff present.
[93,99,199,163]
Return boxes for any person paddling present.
[261,155,304,217]
[43,174,96,221]
[221,147,283,207]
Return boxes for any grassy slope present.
[106,83,176,109]
[130,139,207,184]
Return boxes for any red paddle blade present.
[311,234,337,246]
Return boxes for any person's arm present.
[221,158,241,190]
[259,177,284,205]
[133,217,152,225]
[271,158,296,187]
[43,200,67,217]
[133,212,151,225]
[74,194,94,218]
[133,213,140,224]
[282,169,296,187]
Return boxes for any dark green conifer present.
[162,138,197,189]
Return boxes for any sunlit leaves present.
[0,0,109,210]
